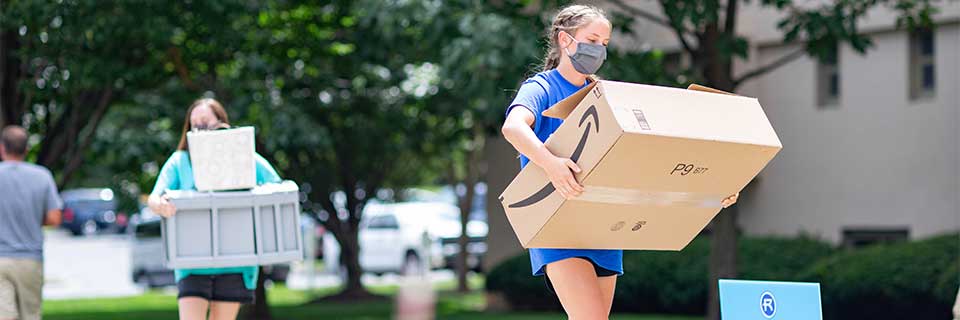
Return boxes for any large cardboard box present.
[499,80,782,250]
[187,126,257,191]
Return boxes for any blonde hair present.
[541,4,610,72]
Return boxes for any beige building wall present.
[738,22,960,244]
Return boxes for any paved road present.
[41,229,457,300]
[284,264,456,290]
[42,229,144,300]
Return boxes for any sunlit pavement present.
[42,229,144,300]
[40,229,458,300]
[284,264,456,290]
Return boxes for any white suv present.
[323,201,487,276]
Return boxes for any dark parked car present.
[60,188,127,236]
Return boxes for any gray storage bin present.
[161,181,303,269]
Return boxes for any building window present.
[817,45,840,108]
[842,228,909,249]
[909,28,936,100]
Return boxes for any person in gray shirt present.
[0,125,62,320]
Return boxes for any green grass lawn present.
[43,278,701,320]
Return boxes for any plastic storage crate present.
[161,181,303,269]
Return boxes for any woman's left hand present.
[721,193,739,209]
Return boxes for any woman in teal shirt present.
[148,98,281,320]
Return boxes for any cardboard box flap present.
[544,81,743,118]
[686,84,739,96]
[542,80,599,120]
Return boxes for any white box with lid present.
[186,126,257,192]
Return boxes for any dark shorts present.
[177,274,254,304]
[543,257,618,295]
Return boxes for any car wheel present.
[268,265,290,283]
[133,270,155,288]
[81,220,98,236]
[144,273,157,288]
[471,256,484,274]
[401,252,422,276]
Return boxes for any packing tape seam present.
[570,185,725,208]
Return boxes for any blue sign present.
[719,279,822,320]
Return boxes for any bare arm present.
[501,107,583,198]
[43,209,62,226]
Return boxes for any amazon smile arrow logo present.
[508,105,600,208]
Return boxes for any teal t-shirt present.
[150,150,282,290]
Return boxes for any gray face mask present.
[562,32,607,75]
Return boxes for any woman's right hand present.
[542,154,584,199]
[150,194,177,218]
[501,107,584,199]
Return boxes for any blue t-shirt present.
[150,150,282,290]
[506,69,624,276]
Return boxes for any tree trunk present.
[456,187,475,293]
[339,228,367,296]
[241,268,272,320]
[57,89,114,187]
[1,28,23,128]
[456,130,485,293]
[310,216,381,303]
[700,21,739,320]
[706,204,738,320]
[310,181,380,303]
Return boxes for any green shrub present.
[803,233,959,320]
[484,251,561,311]
[934,261,959,307]
[486,235,836,314]
[738,235,836,281]
[613,237,710,314]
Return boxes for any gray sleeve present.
[44,171,63,212]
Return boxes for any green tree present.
[2,2,285,318]
[0,1,174,187]
[239,0,452,301]
[604,0,936,318]
[2,0,458,306]
[381,0,548,292]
